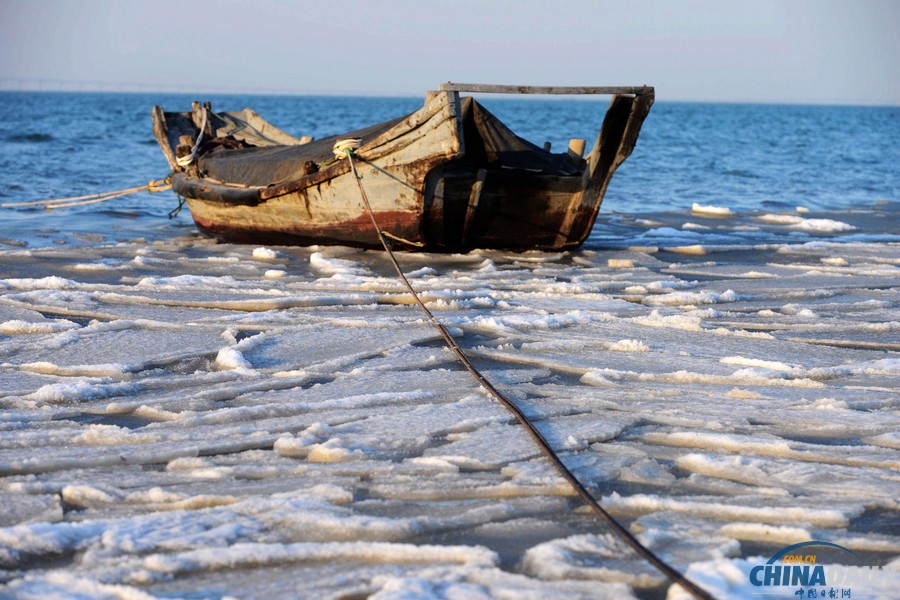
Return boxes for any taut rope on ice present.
[342,146,715,600]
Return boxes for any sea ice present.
[0,208,898,598]
[691,203,734,217]
[757,213,857,232]
[252,247,280,260]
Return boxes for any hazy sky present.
[1,0,897,104]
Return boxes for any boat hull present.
[156,86,654,252]
[182,167,594,252]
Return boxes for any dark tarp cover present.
[197,98,581,187]
[197,117,406,187]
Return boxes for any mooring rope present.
[176,107,209,167]
[343,147,714,600]
[1,179,172,210]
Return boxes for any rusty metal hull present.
[154,87,654,252]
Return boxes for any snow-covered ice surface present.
[0,205,898,599]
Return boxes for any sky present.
[0,0,897,105]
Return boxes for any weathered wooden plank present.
[438,83,654,95]
[151,106,177,170]
[461,168,487,245]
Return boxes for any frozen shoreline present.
[1,205,898,598]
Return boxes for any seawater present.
[0,91,897,247]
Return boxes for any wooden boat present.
[152,83,654,251]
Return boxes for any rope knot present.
[148,179,170,192]
[333,138,362,160]
[176,108,209,167]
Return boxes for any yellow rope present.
[381,231,425,248]
[45,187,170,209]
[1,179,171,209]
[2,188,142,206]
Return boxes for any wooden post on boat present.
[554,90,655,247]
[568,138,586,160]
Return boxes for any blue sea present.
[0,91,897,247]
